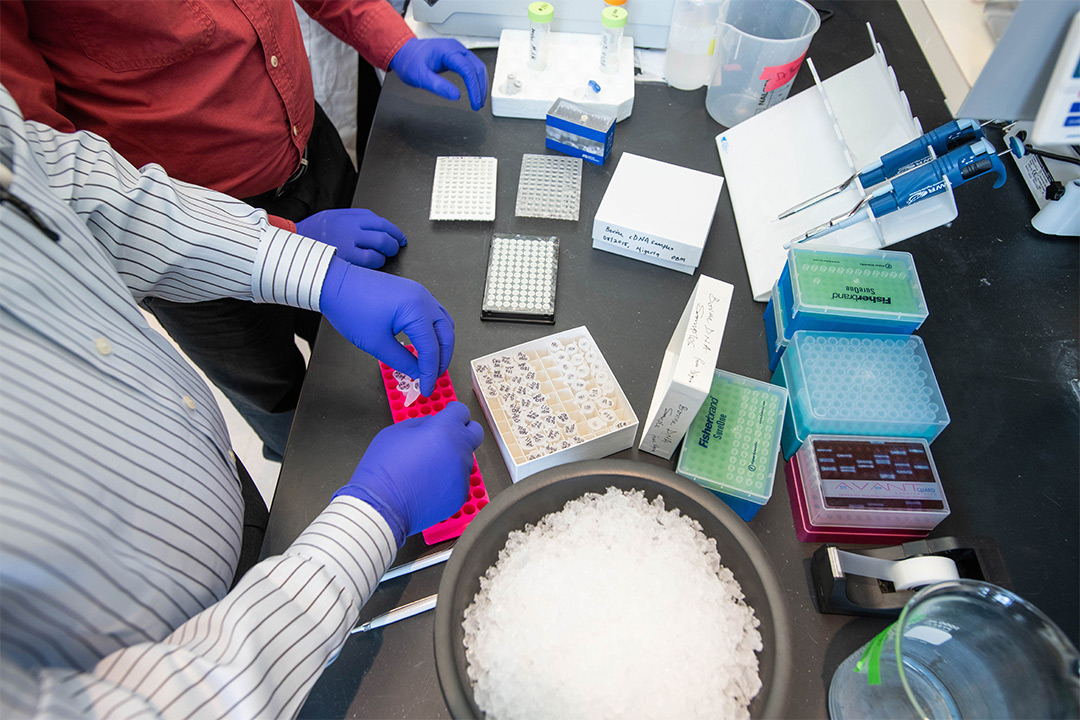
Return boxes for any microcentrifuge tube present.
[600,6,627,74]
[528,2,554,71]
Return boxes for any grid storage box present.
[471,327,638,482]
[771,331,950,458]
[676,369,788,521]
[792,434,949,531]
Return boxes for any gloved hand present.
[296,208,407,269]
[334,401,484,546]
[388,38,488,111]
[319,255,454,396]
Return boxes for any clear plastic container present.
[793,434,949,531]
[771,331,950,458]
[705,0,820,127]
[527,2,554,71]
[663,0,722,91]
[782,245,929,335]
[676,369,788,520]
[599,6,627,74]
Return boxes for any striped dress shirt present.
[0,86,397,718]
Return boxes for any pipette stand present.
[718,25,959,301]
[491,29,635,121]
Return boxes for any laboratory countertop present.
[261,1,1079,717]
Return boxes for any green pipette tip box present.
[676,369,788,520]
[785,245,928,331]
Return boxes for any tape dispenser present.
[811,536,1011,617]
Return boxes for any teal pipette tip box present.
[676,369,788,521]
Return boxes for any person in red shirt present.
[0,0,488,468]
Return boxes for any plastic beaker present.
[664,0,722,91]
[705,0,819,127]
[828,580,1080,719]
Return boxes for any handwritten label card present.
[639,275,734,459]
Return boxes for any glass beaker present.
[829,580,1080,719]
[705,0,819,127]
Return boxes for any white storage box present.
[592,153,725,274]
[471,327,638,482]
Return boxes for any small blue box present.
[545,98,615,165]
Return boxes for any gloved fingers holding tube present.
[334,401,485,546]
[388,38,489,111]
[319,256,455,396]
[296,208,407,269]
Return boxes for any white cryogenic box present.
[640,275,734,459]
[592,153,725,274]
[471,327,639,482]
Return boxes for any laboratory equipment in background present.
[785,435,949,543]
[411,0,675,48]
[1004,122,1080,237]
[828,581,1080,719]
[470,328,638,483]
[676,369,788,521]
[1030,9,1080,146]
[764,245,929,372]
[592,153,725,274]
[640,275,733,460]
[545,98,616,165]
[705,0,820,127]
[664,0,721,91]
[719,27,965,302]
[490,5,636,121]
[771,331,950,460]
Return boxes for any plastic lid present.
[604,0,627,5]
[528,2,554,23]
[602,6,628,27]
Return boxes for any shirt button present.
[94,337,112,355]
[270,55,279,68]
[292,124,299,136]
[182,395,197,410]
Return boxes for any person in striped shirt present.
[0,84,482,718]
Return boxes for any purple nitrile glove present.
[296,208,407,269]
[334,401,484,546]
[388,38,489,111]
[319,256,454,396]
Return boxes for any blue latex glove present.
[388,38,488,111]
[320,256,454,396]
[296,209,407,269]
[334,401,484,546]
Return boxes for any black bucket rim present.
[434,458,792,719]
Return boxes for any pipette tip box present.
[764,246,928,371]
[676,369,788,521]
[471,327,638,483]
[546,98,615,165]
[378,352,489,545]
[784,453,932,544]
[771,331,950,459]
[592,153,724,274]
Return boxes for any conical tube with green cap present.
[528,2,554,71]
[600,6,628,74]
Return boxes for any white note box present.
[639,275,734,459]
[592,153,725,274]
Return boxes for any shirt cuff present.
[284,496,398,606]
[251,226,335,310]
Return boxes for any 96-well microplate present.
[430,156,497,221]
[482,234,559,324]
[514,153,582,221]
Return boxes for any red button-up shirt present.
[1,0,412,199]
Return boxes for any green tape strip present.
[854,623,894,686]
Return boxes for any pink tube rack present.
[378,350,489,545]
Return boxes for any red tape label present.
[759,52,807,92]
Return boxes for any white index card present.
[639,275,734,459]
